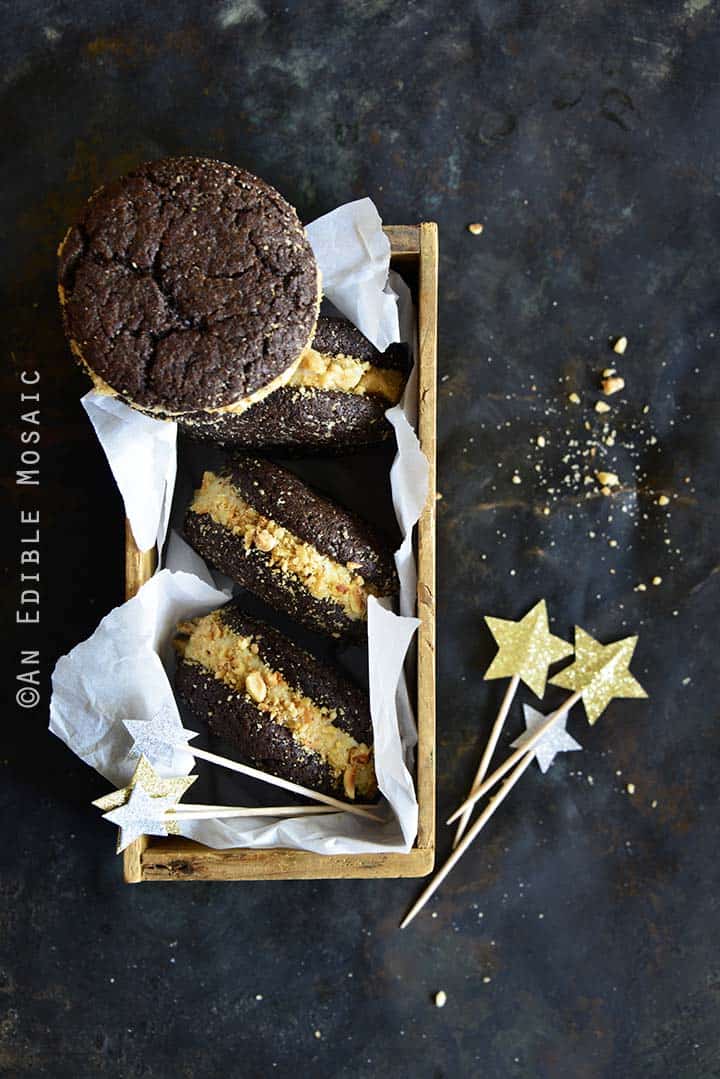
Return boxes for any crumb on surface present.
[434,990,447,1008]
[601,375,625,396]
[596,470,619,487]
[467,222,484,235]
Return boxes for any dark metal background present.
[2,3,719,1076]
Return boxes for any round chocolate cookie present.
[57,156,319,414]
[176,316,411,452]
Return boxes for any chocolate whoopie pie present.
[184,455,398,640]
[176,316,410,451]
[57,156,320,415]
[174,605,377,802]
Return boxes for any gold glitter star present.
[483,600,574,698]
[92,755,196,812]
[549,627,647,724]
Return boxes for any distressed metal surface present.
[2,2,719,1076]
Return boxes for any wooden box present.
[123,223,438,882]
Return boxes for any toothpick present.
[446,689,583,825]
[170,804,338,820]
[175,743,383,822]
[401,750,535,928]
[453,673,520,847]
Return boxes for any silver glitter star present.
[124,705,198,769]
[102,782,179,853]
[510,704,582,774]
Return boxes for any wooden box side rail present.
[123,222,438,882]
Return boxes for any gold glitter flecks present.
[92,755,197,811]
[549,627,648,725]
[484,599,574,698]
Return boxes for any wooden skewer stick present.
[170,804,338,819]
[446,688,583,825]
[453,673,520,848]
[175,743,384,822]
[401,750,535,929]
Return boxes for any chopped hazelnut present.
[657,494,670,506]
[613,335,628,355]
[601,376,625,396]
[343,767,356,800]
[348,588,365,615]
[245,671,267,703]
[595,400,611,414]
[595,471,619,487]
[467,222,484,235]
[602,367,616,378]
[254,529,277,552]
[568,392,581,404]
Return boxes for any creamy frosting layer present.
[177,611,375,798]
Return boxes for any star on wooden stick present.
[124,707,198,769]
[549,628,647,724]
[92,756,197,812]
[484,599,573,698]
[511,704,582,773]
[447,628,647,825]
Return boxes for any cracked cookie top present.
[57,156,320,413]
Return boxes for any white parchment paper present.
[305,197,400,352]
[81,392,177,554]
[50,198,429,854]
